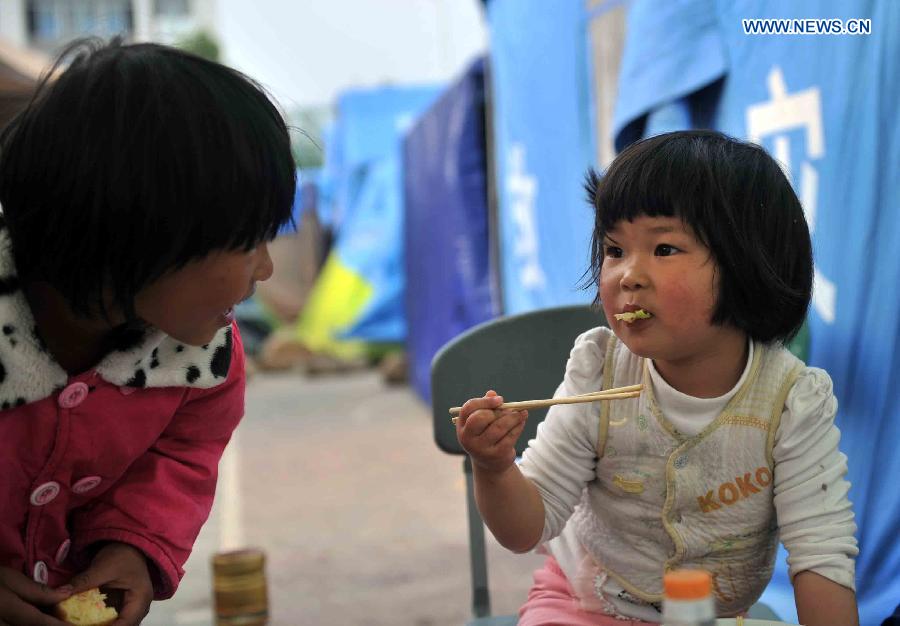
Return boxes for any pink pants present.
[518,557,658,626]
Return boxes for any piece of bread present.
[54,588,118,626]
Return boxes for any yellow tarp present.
[293,252,376,361]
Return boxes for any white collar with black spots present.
[0,225,233,409]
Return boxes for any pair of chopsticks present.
[449,384,642,423]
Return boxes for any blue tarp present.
[334,155,405,343]
[612,0,726,150]
[315,122,340,231]
[486,0,596,314]
[403,58,498,401]
[614,2,900,623]
[277,168,319,236]
[322,86,443,233]
[328,85,445,343]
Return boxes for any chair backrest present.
[432,304,606,456]
[430,304,605,621]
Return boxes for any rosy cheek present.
[659,283,706,322]
[598,267,617,295]
[598,274,618,318]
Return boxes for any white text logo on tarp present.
[746,66,836,324]
[506,143,546,291]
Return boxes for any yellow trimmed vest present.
[572,334,804,615]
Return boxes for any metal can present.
[212,549,269,626]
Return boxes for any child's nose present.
[254,243,275,282]
[620,258,647,291]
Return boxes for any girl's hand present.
[68,543,153,626]
[456,390,528,475]
[0,566,71,626]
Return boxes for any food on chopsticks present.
[54,588,118,626]
[450,384,642,423]
[614,309,652,323]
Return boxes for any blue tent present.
[294,84,444,350]
[486,0,596,314]
[403,58,498,401]
[330,85,443,232]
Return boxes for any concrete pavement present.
[143,369,543,625]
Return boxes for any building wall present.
[0,0,214,53]
[0,0,29,46]
[134,0,215,45]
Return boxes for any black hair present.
[0,38,296,320]
[584,129,813,344]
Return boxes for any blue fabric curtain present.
[403,58,498,401]
[487,0,596,314]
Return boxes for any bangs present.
[112,44,296,267]
[589,136,717,248]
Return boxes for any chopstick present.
[449,384,642,422]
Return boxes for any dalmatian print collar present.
[0,224,232,409]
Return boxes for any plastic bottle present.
[662,568,716,626]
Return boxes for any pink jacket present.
[0,235,245,599]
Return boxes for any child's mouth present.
[613,308,653,324]
[222,285,255,325]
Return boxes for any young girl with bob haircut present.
[457,130,859,626]
[0,39,294,625]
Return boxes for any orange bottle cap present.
[663,569,712,600]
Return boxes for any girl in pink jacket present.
[0,38,295,625]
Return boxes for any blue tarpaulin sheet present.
[322,86,443,232]
[403,58,498,401]
[487,0,596,314]
[330,85,444,344]
[614,2,900,623]
[334,155,406,343]
[277,169,319,236]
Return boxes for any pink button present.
[58,382,89,409]
[55,539,71,564]
[30,481,60,506]
[72,476,102,494]
[33,561,48,584]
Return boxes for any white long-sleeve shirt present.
[519,329,858,621]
